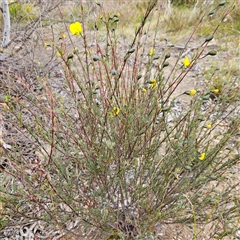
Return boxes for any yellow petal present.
[149,79,157,89]
[69,22,82,35]
[183,57,190,67]
[149,47,155,56]
[150,79,156,84]
[198,152,205,161]
[111,106,120,117]
[206,124,212,129]
[141,88,147,93]
[190,89,197,96]
[56,51,62,57]
[184,89,197,96]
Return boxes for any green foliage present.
[172,0,197,8]
[0,217,9,231]
[172,0,227,8]
[163,7,201,33]
[204,61,240,103]
[8,2,37,22]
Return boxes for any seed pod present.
[161,106,171,112]
[218,0,226,6]
[163,61,169,68]
[207,50,217,56]
[95,0,101,6]
[208,9,215,16]
[164,53,171,59]
[67,53,74,60]
[205,35,213,43]
[127,48,135,54]
[111,70,117,75]
[113,17,119,23]
[93,56,99,61]
[198,117,205,122]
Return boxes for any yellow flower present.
[62,34,66,39]
[111,106,120,117]
[56,51,62,57]
[69,22,82,35]
[141,88,147,93]
[198,152,205,161]
[184,89,197,96]
[117,12,120,18]
[211,89,219,94]
[149,79,157,89]
[206,124,212,129]
[44,42,51,47]
[183,57,190,67]
[149,47,155,56]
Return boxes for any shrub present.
[8,2,38,22]
[172,0,197,7]
[0,0,239,239]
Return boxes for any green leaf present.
[4,94,11,102]
[106,140,115,149]
[209,175,217,180]
[185,166,192,171]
